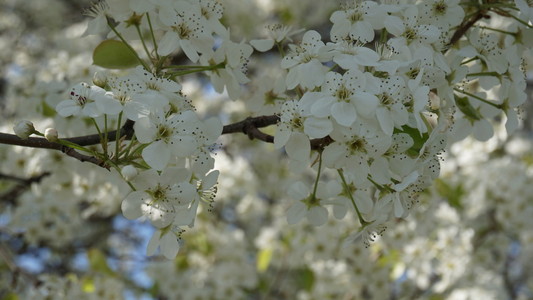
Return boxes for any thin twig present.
[0,172,51,204]
[449,10,487,47]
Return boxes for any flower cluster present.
[268,0,527,246]
[10,0,529,260]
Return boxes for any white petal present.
[310,96,335,118]
[203,170,220,189]
[173,201,198,227]
[322,143,344,167]
[354,92,378,116]
[146,230,162,256]
[331,102,357,127]
[288,181,309,199]
[203,117,223,142]
[56,101,81,117]
[134,117,157,144]
[473,119,494,141]
[377,108,394,136]
[274,128,291,149]
[160,231,180,259]
[157,31,180,56]
[287,201,307,225]
[172,135,197,157]
[250,39,274,52]
[121,191,146,220]
[393,196,404,218]
[285,68,300,90]
[307,206,328,226]
[142,141,171,171]
[285,132,310,161]
[384,16,405,36]
[180,39,199,63]
[304,117,332,139]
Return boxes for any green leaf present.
[394,125,429,157]
[1,292,19,300]
[256,248,273,272]
[87,248,114,275]
[435,178,464,209]
[41,100,56,117]
[81,277,95,293]
[455,95,483,122]
[93,40,139,69]
[295,267,315,292]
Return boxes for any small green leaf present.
[81,277,95,293]
[295,267,315,292]
[394,125,429,157]
[455,95,483,122]
[87,248,114,275]
[435,178,463,209]
[256,248,273,272]
[93,40,139,69]
[1,292,19,300]
[41,100,57,117]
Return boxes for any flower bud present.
[13,120,35,140]
[121,165,138,181]
[44,128,59,142]
[92,71,108,88]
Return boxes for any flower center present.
[157,124,173,141]
[336,85,352,102]
[291,115,304,130]
[433,1,447,15]
[349,138,366,153]
[379,92,393,106]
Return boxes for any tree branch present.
[221,115,333,150]
[0,172,51,204]
[60,146,110,170]
[0,115,334,167]
[222,115,279,143]
[449,9,488,47]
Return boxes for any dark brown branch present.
[0,119,135,150]
[0,120,134,168]
[221,115,280,143]
[61,146,110,170]
[0,115,332,167]
[448,10,487,47]
[0,172,51,204]
[221,115,333,150]
[222,115,280,134]
[0,172,51,185]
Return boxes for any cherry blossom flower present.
[121,167,193,228]
[323,120,392,186]
[134,110,201,170]
[331,40,381,69]
[130,66,182,110]
[281,30,334,89]
[373,76,409,136]
[286,181,329,227]
[94,75,148,120]
[56,83,104,118]
[302,70,379,127]
[82,1,110,36]
[385,6,440,55]
[173,170,219,228]
[157,7,214,61]
[418,0,465,30]
[330,1,382,43]
[199,39,253,100]
[274,100,330,162]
